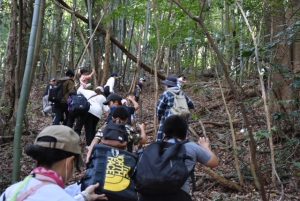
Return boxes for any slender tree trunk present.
[32,0,45,82]
[171,1,267,200]
[50,4,63,77]
[101,27,111,86]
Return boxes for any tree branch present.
[54,0,166,80]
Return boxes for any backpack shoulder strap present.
[87,94,98,100]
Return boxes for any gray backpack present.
[168,90,190,117]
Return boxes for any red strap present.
[16,182,49,201]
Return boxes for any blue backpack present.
[134,140,191,195]
[68,94,90,114]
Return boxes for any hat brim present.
[162,80,177,87]
[103,100,109,105]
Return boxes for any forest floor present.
[0,78,299,200]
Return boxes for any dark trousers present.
[72,112,99,146]
[139,190,192,201]
[53,103,68,125]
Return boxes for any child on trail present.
[137,115,219,201]
[78,68,95,89]
[0,125,107,201]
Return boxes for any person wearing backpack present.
[53,69,76,125]
[156,76,194,141]
[135,115,219,201]
[42,78,56,116]
[71,86,109,146]
[81,107,139,201]
[0,125,107,201]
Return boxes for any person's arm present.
[86,136,100,163]
[138,123,147,145]
[198,137,218,168]
[86,69,95,79]
[185,94,194,109]
[127,95,139,110]
[156,94,167,120]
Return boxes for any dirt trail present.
[0,80,299,200]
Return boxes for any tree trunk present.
[50,4,63,77]
[101,28,111,86]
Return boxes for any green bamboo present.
[12,0,41,183]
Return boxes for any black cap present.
[162,76,178,87]
[102,122,128,142]
[103,93,122,105]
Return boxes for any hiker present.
[78,68,95,89]
[156,76,194,141]
[134,77,146,102]
[177,74,187,89]
[81,107,139,201]
[86,106,147,162]
[103,73,119,97]
[121,95,139,125]
[72,86,109,146]
[0,125,107,201]
[53,69,76,125]
[136,115,219,201]
[42,78,56,116]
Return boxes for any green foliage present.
[255,129,271,140]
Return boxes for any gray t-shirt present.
[167,139,212,194]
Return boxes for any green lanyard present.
[8,175,33,201]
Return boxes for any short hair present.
[112,106,129,121]
[163,115,188,140]
[66,69,75,77]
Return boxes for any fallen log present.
[201,166,243,192]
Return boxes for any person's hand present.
[198,137,211,150]
[83,183,108,201]
[127,95,135,102]
[138,123,146,131]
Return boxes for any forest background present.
[0,0,299,200]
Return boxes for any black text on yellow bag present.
[81,144,138,201]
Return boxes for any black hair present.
[80,69,88,75]
[163,115,188,140]
[25,136,81,170]
[112,106,129,121]
[66,69,75,77]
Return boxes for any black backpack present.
[48,80,65,103]
[68,94,90,114]
[81,144,138,201]
[134,140,191,195]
